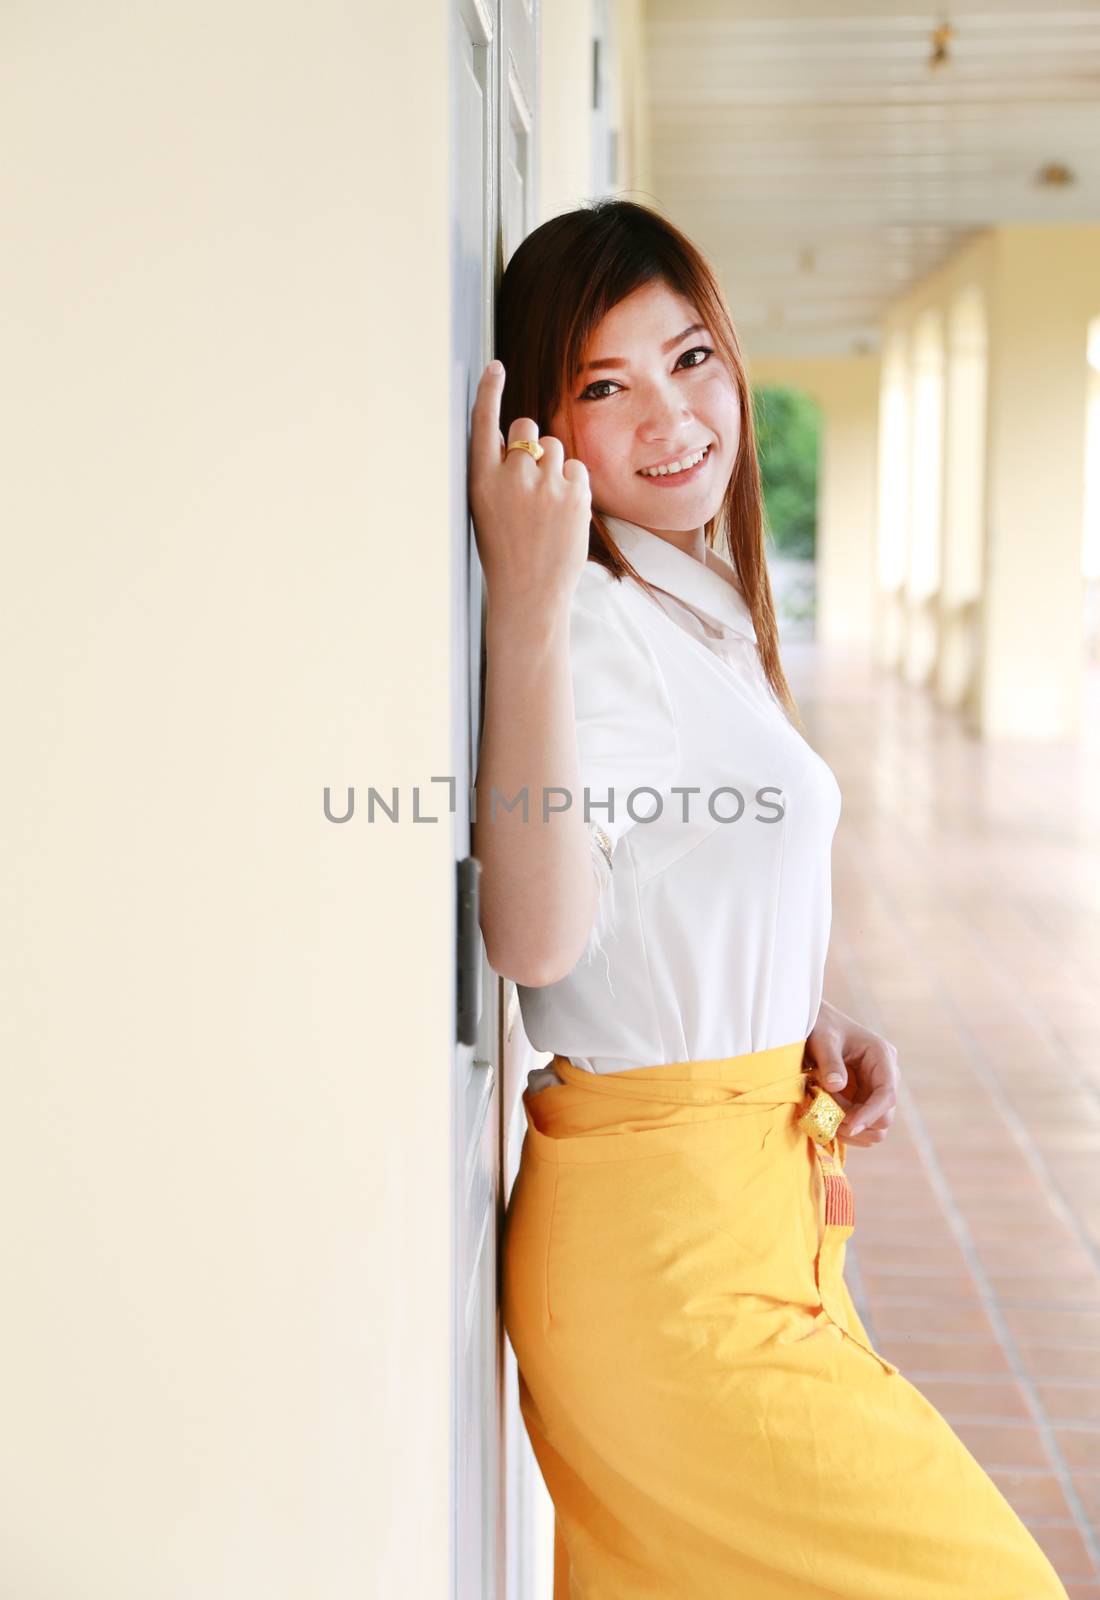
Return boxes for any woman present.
[470,199,1066,1599]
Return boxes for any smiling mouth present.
[637,443,713,482]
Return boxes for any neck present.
[653,524,707,564]
[605,514,707,566]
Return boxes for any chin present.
[623,489,727,529]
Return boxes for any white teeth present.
[640,445,708,477]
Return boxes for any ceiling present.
[643,0,1100,358]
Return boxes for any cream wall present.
[539,0,593,222]
[748,355,881,649]
[613,0,652,202]
[877,233,995,698]
[880,225,1100,738]
[981,225,1100,737]
[538,0,649,222]
[0,4,453,1595]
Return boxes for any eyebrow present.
[579,322,707,373]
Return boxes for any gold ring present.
[506,439,545,463]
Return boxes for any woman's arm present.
[474,599,599,988]
[467,359,598,989]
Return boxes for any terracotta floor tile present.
[1052,1430,1100,1472]
[849,1203,944,1224]
[957,1207,1071,1232]
[979,1244,1098,1276]
[981,1276,1100,1308]
[933,1152,1032,1173]
[876,1337,1013,1377]
[928,1176,1050,1202]
[1004,1308,1100,1345]
[864,1296,997,1338]
[1017,1345,1100,1382]
[1025,1522,1098,1581]
[989,1469,1077,1521]
[914,1376,1032,1421]
[950,1419,1055,1469]
[959,1212,1084,1236]
[855,1241,972,1272]
[1071,1473,1100,1519]
[849,1225,943,1249]
[1036,1384,1100,1425]
[859,1267,981,1302]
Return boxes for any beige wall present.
[982,225,1100,736]
[0,3,454,1593]
[539,0,593,222]
[880,225,1100,738]
[748,355,881,649]
[538,0,649,223]
[613,0,652,201]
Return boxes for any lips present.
[637,443,713,484]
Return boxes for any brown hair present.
[493,197,802,730]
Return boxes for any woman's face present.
[547,279,742,538]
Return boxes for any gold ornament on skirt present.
[798,1084,846,1145]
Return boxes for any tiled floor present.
[789,641,1100,1594]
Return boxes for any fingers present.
[471,361,580,485]
[470,361,506,478]
[562,456,591,496]
[506,415,538,448]
[828,1079,896,1143]
[504,417,553,468]
[842,1125,889,1149]
[503,420,574,481]
[845,1102,896,1140]
[817,1059,847,1092]
[818,1084,893,1146]
[845,1086,896,1137]
[531,435,567,471]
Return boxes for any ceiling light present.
[929,20,953,70]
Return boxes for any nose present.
[636,377,694,443]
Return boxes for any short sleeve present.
[569,597,680,854]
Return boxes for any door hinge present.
[456,856,483,1046]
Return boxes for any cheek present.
[704,370,742,429]
[570,414,627,479]
[728,401,743,454]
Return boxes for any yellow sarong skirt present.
[502,1040,1068,1599]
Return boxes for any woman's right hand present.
[468,360,592,612]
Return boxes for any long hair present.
[493,197,802,729]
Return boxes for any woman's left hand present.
[804,1001,900,1147]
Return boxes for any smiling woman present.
[470,198,1070,1600]
[492,199,800,725]
[564,294,725,504]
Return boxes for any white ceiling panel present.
[642,1,1100,355]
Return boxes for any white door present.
[493,13,545,1600]
[450,1,538,1596]
[451,5,501,1595]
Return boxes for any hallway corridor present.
[790,642,1100,1594]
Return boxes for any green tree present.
[751,386,821,559]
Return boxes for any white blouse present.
[516,514,842,1093]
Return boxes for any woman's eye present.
[578,346,714,401]
[580,378,619,401]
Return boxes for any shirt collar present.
[600,514,758,644]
